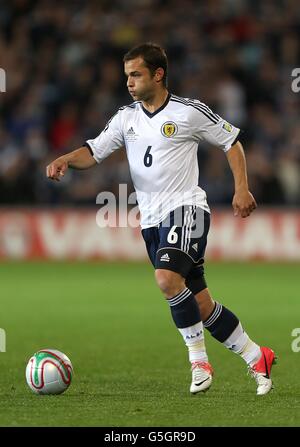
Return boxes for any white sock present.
[177,321,208,363]
[223,323,261,366]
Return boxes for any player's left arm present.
[226,141,257,218]
[188,103,257,218]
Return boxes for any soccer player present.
[47,42,276,396]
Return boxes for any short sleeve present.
[189,101,240,152]
[86,110,124,163]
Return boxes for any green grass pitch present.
[0,261,299,427]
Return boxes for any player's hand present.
[46,157,69,181]
[232,189,257,218]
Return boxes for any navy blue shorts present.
[141,206,210,295]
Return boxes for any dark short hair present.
[123,42,168,87]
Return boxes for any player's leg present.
[142,223,211,389]
[184,213,277,396]
[155,268,209,365]
[154,206,213,394]
[191,284,276,395]
[195,287,261,365]
[154,268,213,393]
[186,274,215,321]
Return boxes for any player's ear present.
[155,67,164,83]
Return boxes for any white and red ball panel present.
[26,349,73,395]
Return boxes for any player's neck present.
[142,89,169,114]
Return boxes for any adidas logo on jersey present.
[125,126,138,141]
[192,243,198,252]
[160,253,170,262]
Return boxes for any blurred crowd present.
[0,0,300,207]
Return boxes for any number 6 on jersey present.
[144,145,153,167]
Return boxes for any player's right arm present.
[46,146,96,181]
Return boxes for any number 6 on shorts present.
[167,225,178,244]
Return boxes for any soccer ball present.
[25,349,73,395]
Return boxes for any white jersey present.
[86,93,240,228]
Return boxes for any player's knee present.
[155,269,185,298]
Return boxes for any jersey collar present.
[141,93,171,118]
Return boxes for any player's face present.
[124,57,157,101]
